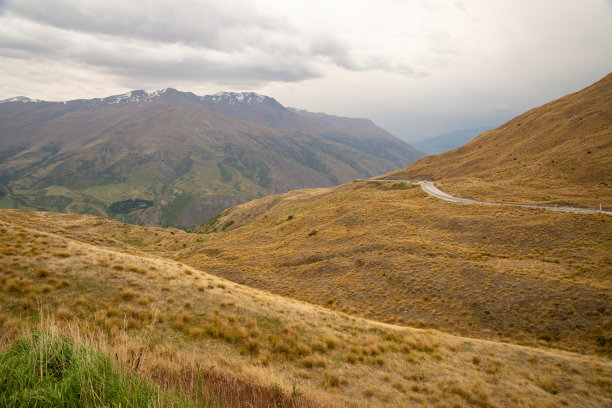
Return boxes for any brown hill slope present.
[1,208,612,407]
[382,74,612,208]
[10,180,610,356]
[186,181,612,355]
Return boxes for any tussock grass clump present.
[302,355,327,369]
[55,307,74,321]
[127,265,148,275]
[0,330,194,408]
[322,333,338,350]
[118,288,138,301]
[4,277,35,294]
[324,370,347,387]
[33,267,51,278]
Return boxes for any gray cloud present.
[0,0,423,88]
[9,0,291,51]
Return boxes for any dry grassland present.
[1,210,612,407]
[188,182,610,355]
[3,180,610,359]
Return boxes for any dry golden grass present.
[382,73,612,209]
[1,209,612,406]
[182,182,610,355]
[2,178,611,358]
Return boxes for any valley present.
[1,74,611,407]
[34,179,608,355]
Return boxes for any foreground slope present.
[383,74,612,208]
[0,90,422,228]
[1,209,611,407]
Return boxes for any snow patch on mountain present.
[1,89,284,108]
[0,96,43,104]
[98,89,170,105]
[202,92,271,106]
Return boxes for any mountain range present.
[0,89,423,228]
[411,127,492,154]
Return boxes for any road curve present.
[368,179,612,215]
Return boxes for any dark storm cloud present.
[0,0,421,87]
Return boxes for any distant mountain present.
[382,73,612,206]
[0,89,423,227]
[411,127,491,154]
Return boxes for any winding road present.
[372,180,612,215]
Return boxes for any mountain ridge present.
[0,88,423,228]
[411,127,492,154]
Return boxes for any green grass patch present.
[162,193,194,227]
[116,236,147,248]
[295,202,323,215]
[0,196,15,209]
[0,330,199,408]
[82,184,121,202]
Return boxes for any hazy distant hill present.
[383,73,612,206]
[411,127,491,154]
[0,89,423,227]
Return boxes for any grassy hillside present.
[191,181,611,355]
[1,208,611,407]
[3,178,611,356]
[382,73,612,208]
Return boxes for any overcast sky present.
[0,0,610,142]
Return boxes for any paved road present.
[369,179,612,215]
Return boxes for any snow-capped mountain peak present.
[202,91,275,106]
[98,89,171,104]
[0,96,43,104]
